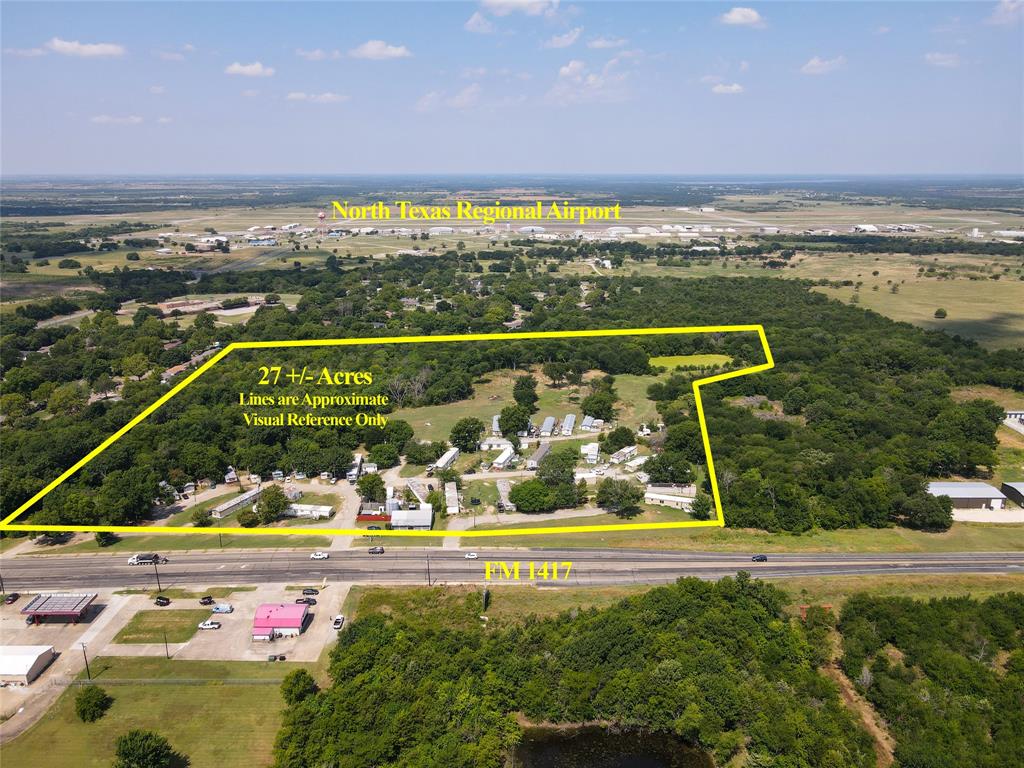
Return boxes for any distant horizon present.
[3,172,1022,181]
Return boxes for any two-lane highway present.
[2,549,1023,591]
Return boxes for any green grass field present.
[649,354,732,369]
[112,609,212,644]
[113,586,255,599]
[2,656,294,768]
[468,518,1024,552]
[35,531,332,555]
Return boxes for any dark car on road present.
[155,595,172,606]
[295,597,317,605]
[4,593,20,605]
[198,595,215,606]
[301,588,319,596]
[751,554,768,563]
[368,546,385,555]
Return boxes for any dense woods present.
[1,250,1020,531]
[273,576,877,768]
[840,593,1024,768]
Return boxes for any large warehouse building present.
[0,645,56,685]
[926,482,1006,510]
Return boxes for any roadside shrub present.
[75,684,112,722]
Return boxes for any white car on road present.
[332,615,346,630]
[198,620,222,630]
[310,551,330,560]
[464,552,479,560]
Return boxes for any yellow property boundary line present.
[0,326,774,538]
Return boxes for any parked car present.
[295,597,317,605]
[464,553,479,560]
[267,654,278,662]
[197,620,221,630]
[310,551,330,560]
[211,604,233,614]
[198,595,215,606]
[470,497,481,505]
[368,546,385,555]
[295,472,307,480]
[3,593,20,605]
[277,655,287,661]
[155,596,171,606]
[301,588,319,596]
[332,615,346,630]
[751,554,768,563]
[367,525,382,531]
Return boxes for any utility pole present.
[163,631,170,659]
[80,643,91,680]
[218,533,223,549]
[0,566,5,594]
[152,560,162,592]
[426,553,432,586]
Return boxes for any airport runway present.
[2,549,1023,591]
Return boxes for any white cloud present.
[46,37,124,57]
[225,61,275,77]
[719,7,765,27]
[739,60,750,72]
[701,74,723,84]
[800,55,846,75]
[286,91,348,104]
[587,36,627,49]
[464,11,496,34]
[4,47,47,57]
[296,48,341,61]
[547,56,630,104]
[711,82,744,94]
[924,52,961,68]
[149,85,166,94]
[90,114,143,125]
[349,40,412,60]
[447,83,482,108]
[543,27,582,49]
[987,0,1023,24]
[157,116,173,124]
[875,25,891,34]
[481,0,559,17]
[461,66,488,79]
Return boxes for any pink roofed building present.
[252,603,308,641]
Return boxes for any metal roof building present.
[527,442,551,470]
[445,482,460,516]
[540,416,556,436]
[0,646,56,685]
[252,604,308,641]
[561,414,576,436]
[927,482,1006,510]
[21,593,97,624]
[1000,482,1024,508]
[391,504,434,530]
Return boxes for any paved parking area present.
[174,582,350,662]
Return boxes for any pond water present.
[511,726,714,768]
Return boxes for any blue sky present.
[2,1,1021,175]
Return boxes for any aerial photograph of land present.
[1,1,1022,767]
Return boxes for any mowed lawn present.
[468,517,1024,552]
[38,531,332,555]
[2,681,284,768]
[113,609,211,643]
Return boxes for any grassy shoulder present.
[467,517,1024,552]
[32,531,333,555]
[112,609,212,644]
[342,573,1024,632]
[113,586,255,599]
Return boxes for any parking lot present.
[174,582,350,662]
